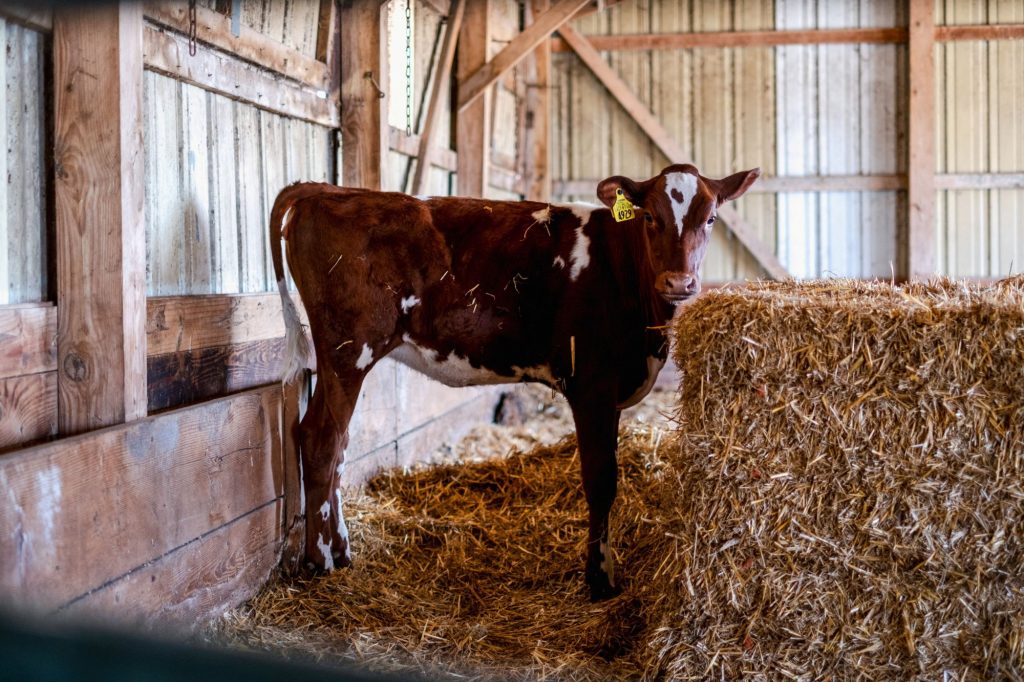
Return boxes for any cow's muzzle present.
[657,272,700,304]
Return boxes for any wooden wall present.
[550,0,1024,280]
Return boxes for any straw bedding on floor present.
[215,277,1023,680]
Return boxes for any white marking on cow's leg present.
[335,488,351,563]
[319,499,331,522]
[552,255,566,269]
[664,171,698,236]
[599,532,616,587]
[400,295,420,313]
[297,456,306,514]
[569,226,591,281]
[355,343,374,369]
[317,531,335,571]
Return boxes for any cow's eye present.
[706,216,716,226]
[644,213,654,223]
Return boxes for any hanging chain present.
[188,0,198,57]
[404,0,413,136]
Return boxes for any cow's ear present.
[715,168,760,204]
[596,176,641,208]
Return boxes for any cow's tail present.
[270,190,312,385]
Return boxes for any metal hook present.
[363,71,386,99]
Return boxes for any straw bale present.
[649,277,1024,679]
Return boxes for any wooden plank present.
[0,386,283,612]
[147,293,308,355]
[489,164,523,195]
[4,22,48,303]
[235,104,266,293]
[0,372,57,452]
[457,0,588,112]
[0,6,51,33]
[411,0,465,195]
[554,174,910,197]
[0,17,8,304]
[315,0,336,62]
[145,72,186,295]
[143,2,330,91]
[147,338,288,412]
[523,0,551,202]
[63,501,282,630]
[936,173,1024,190]
[0,304,56,379]
[54,5,148,434]
[339,0,386,190]
[559,24,788,279]
[390,127,459,172]
[182,84,214,294]
[142,25,339,128]
[456,0,490,196]
[936,24,1024,41]
[550,26,907,52]
[259,110,287,291]
[907,0,936,279]
[209,96,241,293]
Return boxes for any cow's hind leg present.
[568,389,622,601]
[299,368,366,572]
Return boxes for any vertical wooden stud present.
[0,18,8,304]
[907,0,936,279]
[524,0,551,202]
[54,5,147,434]
[340,0,386,190]
[456,0,491,197]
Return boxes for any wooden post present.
[54,5,147,434]
[456,0,491,196]
[340,0,386,190]
[524,0,552,201]
[907,0,936,279]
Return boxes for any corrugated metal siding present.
[143,72,333,296]
[1,20,48,303]
[936,0,1024,277]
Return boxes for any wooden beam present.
[523,0,552,202]
[0,5,52,32]
[316,0,341,102]
[936,24,1024,41]
[411,0,466,195]
[0,372,57,452]
[489,165,524,195]
[143,2,330,91]
[340,0,386,190]
[935,173,1024,190]
[456,0,491,196]
[0,386,283,614]
[550,26,907,52]
[143,25,339,128]
[389,126,458,172]
[557,174,908,196]
[908,0,936,279]
[457,0,589,112]
[54,5,148,434]
[558,25,788,279]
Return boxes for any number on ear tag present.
[612,188,635,223]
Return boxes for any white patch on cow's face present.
[388,334,556,388]
[317,532,334,571]
[664,171,698,236]
[355,343,374,370]
[569,226,591,281]
[400,295,420,313]
[553,255,566,269]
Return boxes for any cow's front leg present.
[567,387,622,601]
[298,369,365,573]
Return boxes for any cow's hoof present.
[332,548,352,569]
[587,573,622,602]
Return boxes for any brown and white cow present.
[270,164,759,600]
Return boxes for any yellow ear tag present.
[612,188,635,223]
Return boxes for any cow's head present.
[597,164,759,304]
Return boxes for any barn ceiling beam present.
[457,0,589,113]
[558,25,789,280]
[54,4,148,434]
[551,26,907,52]
[412,0,466,195]
[907,0,936,280]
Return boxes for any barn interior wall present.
[551,0,1023,280]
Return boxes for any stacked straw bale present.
[650,277,1024,679]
